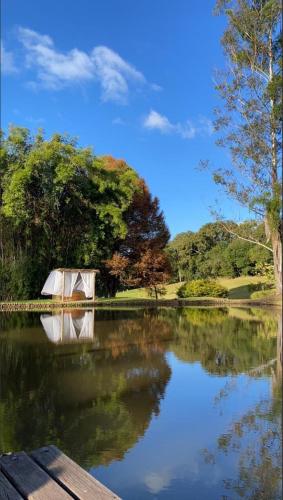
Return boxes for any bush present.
[177,279,228,298]
[248,282,273,293]
[251,288,276,299]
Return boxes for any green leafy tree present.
[211,0,282,292]
[166,232,194,282]
[167,221,274,282]
[0,128,139,299]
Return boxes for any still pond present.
[0,307,282,499]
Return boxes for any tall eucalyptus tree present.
[212,0,282,292]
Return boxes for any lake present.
[0,307,282,499]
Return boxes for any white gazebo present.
[41,268,99,301]
[40,310,95,344]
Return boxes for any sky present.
[1,0,249,238]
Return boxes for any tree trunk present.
[271,228,282,295]
[267,30,282,295]
[277,313,282,381]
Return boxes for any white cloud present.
[179,121,196,139]
[1,42,17,74]
[18,27,95,89]
[17,27,153,103]
[144,471,172,494]
[92,46,145,103]
[143,110,213,140]
[143,110,175,134]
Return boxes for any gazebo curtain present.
[64,272,79,297]
[41,270,62,295]
[41,271,94,298]
[40,311,94,344]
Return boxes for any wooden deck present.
[0,445,120,499]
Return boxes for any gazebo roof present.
[55,268,100,273]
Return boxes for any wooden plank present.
[93,271,96,300]
[30,445,120,500]
[56,268,99,273]
[0,470,24,500]
[0,452,71,500]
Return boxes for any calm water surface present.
[0,307,282,499]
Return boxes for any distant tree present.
[134,250,171,299]
[167,222,234,281]
[120,181,170,258]
[167,221,273,281]
[105,182,171,297]
[166,231,194,282]
[108,249,171,300]
[211,0,282,292]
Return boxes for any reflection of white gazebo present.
[40,310,95,344]
[41,268,99,301]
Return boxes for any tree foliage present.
[0,126,169,299]
[211,0,282,292]
[167,221,272,282]
[105,183,171,298]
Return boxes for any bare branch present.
[248,358,276,376]
[220,222,274,252]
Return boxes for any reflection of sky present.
[92,352,272,499]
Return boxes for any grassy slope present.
[116,276,275,300]
[1,276,277,307]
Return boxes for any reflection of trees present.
[218,401,281,500]
[207,396,282,499]
[202,313,282,500]
[1,306,281,483]
[168,307,278,375]
[95,309,174,358]
[0,310,172,468]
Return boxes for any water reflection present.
[0,309,172,468]
[40,309,95,344]
[0,307,281,499]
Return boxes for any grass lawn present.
[1,276,277,308]
[116,275,275,301]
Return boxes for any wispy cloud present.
[17,27,154,103]
[25,116,45,125]
[143,110,213,139]
[92,46,145,103]
[151,83,163,92]
[112,117,126,125]
[199,116,214,136]
[1,42,18,74]
[144,471,172,494]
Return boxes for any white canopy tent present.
[41,268,99,300]
[40,310,95,344]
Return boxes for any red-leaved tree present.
[105,181,171,298]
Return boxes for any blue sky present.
[1,0,248,237]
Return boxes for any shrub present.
[251,289,276,299]
[248,282,273,293]
[177,279,228,298]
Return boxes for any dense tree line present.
[0,127,170,300]
[167,221,273,283]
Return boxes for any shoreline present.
[0,295,281,312]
